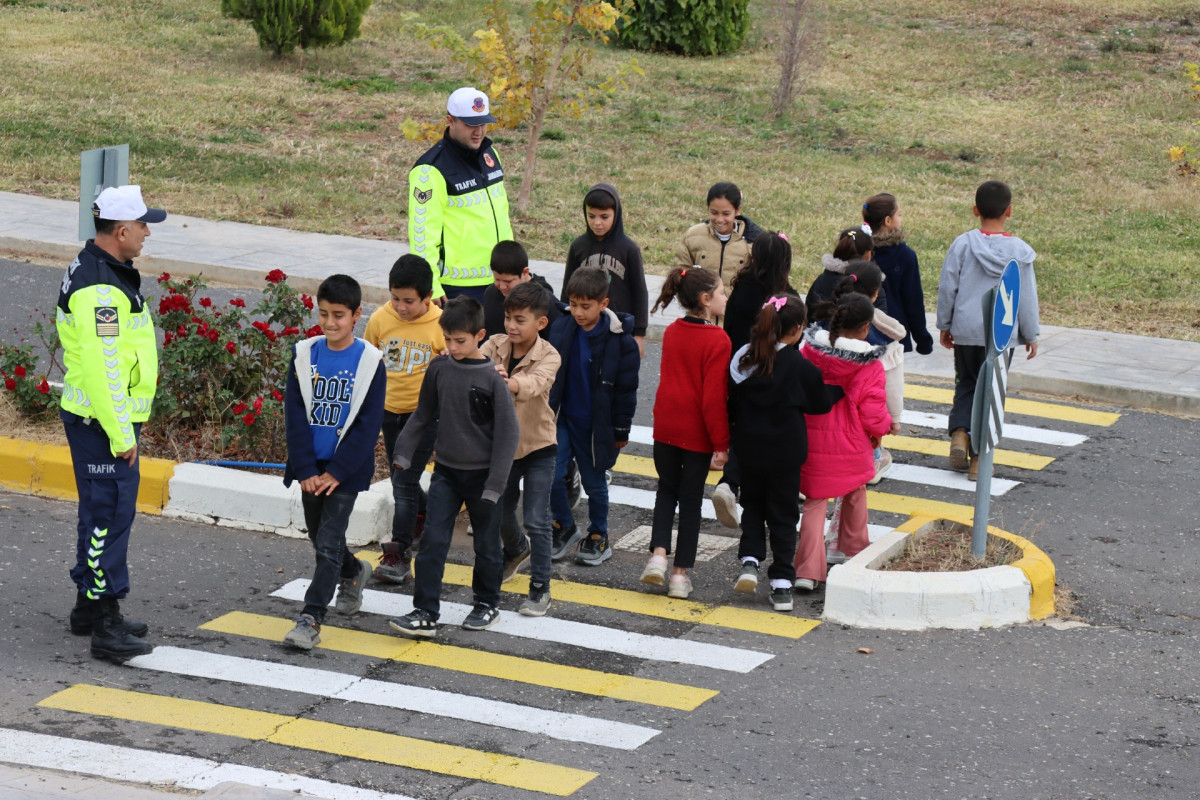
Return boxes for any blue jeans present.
[412,463,502,619]
[551,417,609,538]
[300,490,359,622]
[382,411,436,550]
[500,447,556,586]
[62,411,141,600]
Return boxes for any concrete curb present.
[823,514,1055,630]
[0,435,174,515]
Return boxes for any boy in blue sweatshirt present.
[548,267,641,566]
[936,180,1040,479]
[282,274,387,650]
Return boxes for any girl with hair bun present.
[793,293,892,591]
[727,294,841,611]
[805,225,876,323]
[862,192,933,355]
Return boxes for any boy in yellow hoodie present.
[363,255,446,582]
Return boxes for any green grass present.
[1,0,1199,339]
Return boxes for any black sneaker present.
[550,522,582,561]
[520,582,551,617]
[388,608,438,639]
[502,540,531,583]
[576,533,612,566]
[770,587,794,612]
[461,603,501,631]
[565,461,583,509]
[373,542,411,584]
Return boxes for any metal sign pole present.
[971,289,996,559]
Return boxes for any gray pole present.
[970,289,997,559]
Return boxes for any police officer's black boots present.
[70,592,149,637]
[89,597,153,663]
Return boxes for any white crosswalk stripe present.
[129,647,660,750]
[900,409,1088,446]
[271,580,774,673]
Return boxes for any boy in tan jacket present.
[480,282,563,616]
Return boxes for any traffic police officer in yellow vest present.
[409,87,514,303]
[58,185,164,663]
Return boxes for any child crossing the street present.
[639,266,730,600]
[282,274,387,650]
[481,282,563,616]
[362,255,445,584]
[388,298,519,638]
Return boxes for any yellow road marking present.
[615,453,723,485]
[866,490,975,520]
[39,685,595,796]
[905,383,1120,427]
[885,434,1054,470]
[436,563,820,639]
[202,612,716,711]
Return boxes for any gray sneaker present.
[735,561,759,593]
[502,540,531,583]
[334,557,370,614]
[519,583,551,617]
[283,614,321,650]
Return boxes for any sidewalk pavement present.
[2,190,1197,416]
[0,764,298,799]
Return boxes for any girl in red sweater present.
[641,266,730,599]
[794,293,892,591]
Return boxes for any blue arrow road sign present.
[991,259,1021,352]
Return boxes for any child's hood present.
[962,229,1037,277]
[801,325,887,378]
[729,342,793,407]
[820,253,852,274]
[871,228,906,247]
[582,182,625,240]
[600,307,634,335]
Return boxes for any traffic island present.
[823,513,1055,630]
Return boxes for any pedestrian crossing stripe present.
[883,434,1053,470]
[904,383,1120,427]
[201,612,717,710]
[866,489,975,520]
[434,561,821,639]
[271,580,774,672]
[901,409,1087,447]
[129,646,660,750]
[38,684,597,796]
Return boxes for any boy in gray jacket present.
[936,180,1040,479]
[388,297,520,637]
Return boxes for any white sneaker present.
[667,572,693,599]
[868,448,893,485]
[711,483,739,529]
[639,554,668,586]
[793,577,817,592]
[826,548,847,565]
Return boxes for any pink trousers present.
[793,486,869,583]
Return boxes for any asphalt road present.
[2,255,1199,799]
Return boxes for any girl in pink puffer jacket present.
[793,292,893,590]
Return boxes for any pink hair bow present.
[762,296,787,312]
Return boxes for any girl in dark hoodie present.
[562,182,650,355]
[728,295,840,611]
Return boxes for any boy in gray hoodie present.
[936,180,1039,479]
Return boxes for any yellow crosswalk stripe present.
[884,434,1054,470]
[436,562,820,639]
[39,685,595,796]
[866,489,975,520]
[201,611,716,711]
[905,383,1120,427]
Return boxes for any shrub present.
[0,338,60,423]
[221,0,374,57]
[148,270,316,463]
[619,0,749,56]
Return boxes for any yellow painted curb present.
[897,513,1055,620]
[0,435,176,515]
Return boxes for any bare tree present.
[772,0,822,119]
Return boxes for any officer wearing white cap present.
[408,87,514,303]
[57,184,165,662]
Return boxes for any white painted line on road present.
[900,410,1088,447]
[0,727,417,800]
[128,647,659,750]
[884,463,1020,495]
[272,580,772,673]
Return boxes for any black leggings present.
[650,442,712,569]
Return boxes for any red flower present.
[4,378,15,391]
[176,324,188,336]
[243,412,257,425]
[13,365,26,378]
[282,326,300,336]
[199,297,212,308]
[305,325,324,338]
[232,402,248,415]
[271,388,283,402]
[229,298,246,308]
[37,379,49,394]
[163,333,174,346]
[252,321,269,332]
[157,273,170,283]
[225,341,236,354]
[301,294,314,310]
[252,397,263,413]
[207,330,219,343]
[265,269,286,284]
